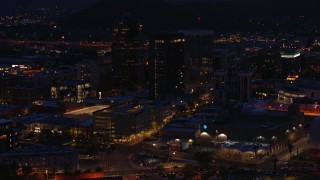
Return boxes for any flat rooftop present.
[220,141,270,152]
[226,119,284,130]
[100,104,145,115]
[64,105,109,121]
[276,79,320,90]
[0,119,13,125]
[17,114,79,127]
[1,146,76,157]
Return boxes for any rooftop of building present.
[0,73,17,80]
[150,32,184,38]
[16,114,79,127]
[281,51,301,58]
[220,141,270,152]
[33,99,63,108]
[53,80,89,87]
[1,146,77,157]
[33,67,76,77]
[11,85,48,90]
[178,29,214,36]
[0,105,18,111]
[276,79,320,90]
[147,100,171,107]
[213,49,233,56]
[163,116,204,130]
[0,57,42,65]
[247,108,288,118]
[97,103,146,115]
[0,119,13,125]
[113,104,145,114]
[64,105,109,116]
[225,119,284,130]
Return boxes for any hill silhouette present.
[61,0,320,31]
[0,0,97,10]
[61,0,194,31]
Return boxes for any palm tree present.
[10,162,19,176]
[271,155,278,173]
[288,142,293,159]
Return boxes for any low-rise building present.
[93,103,152,142]
[310,117,320,149]
[51,80,91,103]
[160,117,203,141]
[0,119,20,153]
[0,146,78,171]
[275,79,320,104]
[16,113,92,138]
[202,105,305,154]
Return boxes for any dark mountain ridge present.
[61,0,320,31]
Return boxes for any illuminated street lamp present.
[172,151,177,169]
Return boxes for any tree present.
[75,135,86,147]
[10,162,19,176]
[62,162,71,174]
[38,129,53,144]
[181,164,196,179]
[0,163,10,178]
[94,133,109,144]
[196,152,212,167]
[22,165,32,176]
[75,169,82,174]
[110,144,116,152]
[95,167,103,172]
[167,173,176,180]
[202,168,215,180]
[155,165,165,174]
[87,146,98,156]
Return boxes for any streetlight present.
[172,151,177,169]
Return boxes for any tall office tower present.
[112,13,145,91]
[178,30,215,94]
[149,33,185,100]
[213,49,252,104]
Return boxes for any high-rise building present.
[178,30,215,94]
[213,49,252,104]
[112,13,145,91]
[149,33,185,100]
